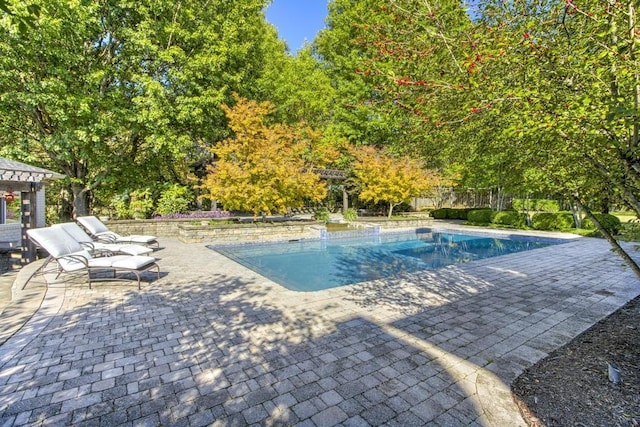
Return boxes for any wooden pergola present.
[315,168,350,213]
[0,158,63,263]
[315,168,347,180]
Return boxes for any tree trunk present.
[601,193,610,214]
[72,183,90,218]
[59,186,73,222]
[342,187,349,214]
[498,186,506,211]
[570,200,583,229]
[388,202,394,219]
[573,193,640,281]
[627,0,639,151]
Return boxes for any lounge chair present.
[27,226,159,289]
[76,216,158,248]
[53,222,154,256]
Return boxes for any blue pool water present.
[209,229,565,292]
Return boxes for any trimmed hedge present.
[430,208,449,219]
[492,211,528,228]
[582,213,622,235]
[532,212,575,231]
[447,208,470,220]
[467,209,494,224]
[433,207,621,235]
[430,208,476,220]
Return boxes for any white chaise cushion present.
[108,244,153,256]
[27,228,85,258]
[104,255,157,270]
[96,231,157,245]
[57,250,93,272]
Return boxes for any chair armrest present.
[80,242,96,250]
[58,253,90,267]
[95,232,118,243]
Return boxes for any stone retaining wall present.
[103,217,433,243]
[103,219,187,237]
[178,222,325,243]
[354,217,433,229]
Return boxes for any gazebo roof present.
[0,157,63,182]
[0,158,64,263]
[0,157,63,191]
[314,168,347,180]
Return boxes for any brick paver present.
[0,227,638,426]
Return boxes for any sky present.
[265,0,329,53]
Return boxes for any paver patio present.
[0,226,638,426]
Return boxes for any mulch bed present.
[512,295,640,426]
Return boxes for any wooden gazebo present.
[0,158,63,263]
[315,168,350,213]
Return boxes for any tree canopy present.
[200,95,331,217]
[0,0,637,240]
[350,145,440,218]
[349,0,639,212]
[0,0,280,216]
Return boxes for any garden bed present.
[512,295,639,426]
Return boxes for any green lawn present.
[612,211,638,223]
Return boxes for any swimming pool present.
[209,229,565,292]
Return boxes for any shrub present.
[129,189,154,219]
[582,213,622,235]
[314,208,330,222]
[343,208,358,221]
[430,208,449,219]
[156,184,193,216]
[431,208,477,220]
[467,209,493,224]
[111,192,130,219]
[457,208,481,220]
[492,211,527,228]
[446,208,465,220]
[532,212,575,231]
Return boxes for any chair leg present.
[134,271,141,290]
[21,256,53,290]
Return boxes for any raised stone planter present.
[354,217,433,229]
[102,219,190,237]
[178,221,326,243]
[102,216,433,244]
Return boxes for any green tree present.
[0,0,40,32]
[357,0,640,276]
[473,0,640,275]
[200,96,330,217]
[257,44,336,129]
[350,145,439,218]
[314,0,419,147]
[0,0,279,218]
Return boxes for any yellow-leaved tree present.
[350,145,440,218]
[201,95,331,217]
